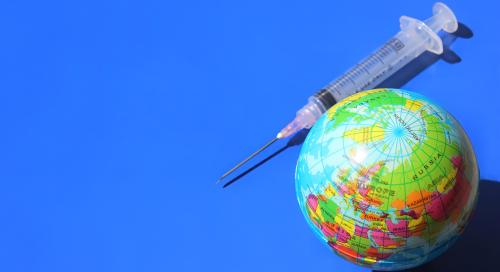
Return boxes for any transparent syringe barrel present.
[278,31,430,138]
[278,3,458,139]
[312,31,427,111]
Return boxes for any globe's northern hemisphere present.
[295,89,479,271]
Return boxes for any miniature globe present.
[295,88,479,271]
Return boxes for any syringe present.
[218,2,458,183]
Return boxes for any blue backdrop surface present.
[0,0,499,271]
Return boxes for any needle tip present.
[217,137,280,186]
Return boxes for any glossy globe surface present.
[295,89,479,271]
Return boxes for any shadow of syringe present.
[221,23,473,188]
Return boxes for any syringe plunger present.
[219,2,459,186]
[279,2,458,139]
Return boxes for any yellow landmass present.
[344,126,385,143]
[334,213,355,236]
[315,205,325,222]
[363,256,377,264]
[324,183,336,198]
[405,99,424,111]
[408,215,426,236]
[436,168,458,194]
[306,204,325,223]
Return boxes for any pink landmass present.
[307,194,318,211]
[385,218,410,238]
[358,186,369,197]
[424,192,447,221]
[424,155,471,222]
[451,156,462,169]
[336,226,351,243]
[370,230,401,247]
[339,184,351,196]
[354,225,369,238]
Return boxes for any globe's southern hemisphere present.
[295,89,479,271]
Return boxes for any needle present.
[217,2,460,187]
[222,144,288,188]
[216,137,279,184]
[217,129,310,187]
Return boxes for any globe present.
[295,88,479,271]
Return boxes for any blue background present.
[0,0,499,271]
